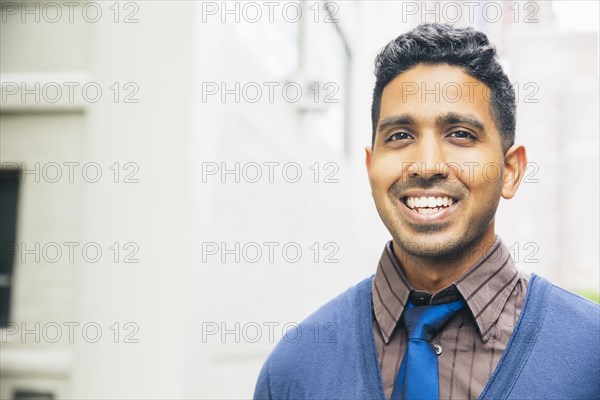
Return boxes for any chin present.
[401,237,464,259]
[392,227,471,258]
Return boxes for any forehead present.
[379,64,494,126]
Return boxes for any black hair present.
[371,23,515,153]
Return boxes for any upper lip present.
[399,190,460,201]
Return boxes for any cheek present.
[451,149,504,186]
[483,163,504,185]
[370,155,404,188]
[466,166,504,208]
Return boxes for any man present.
[254,23,599,400]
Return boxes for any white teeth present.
[404,196,456,210]
[417,207,440,214]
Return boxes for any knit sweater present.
[254,274,600,399]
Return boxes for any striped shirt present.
[372,235,529,400]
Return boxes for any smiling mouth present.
[402,196,458,215]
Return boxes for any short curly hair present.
[371,23,516,153]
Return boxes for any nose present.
[406,133,448,180]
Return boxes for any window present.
[13,390,54,400]
[0,167,20,327]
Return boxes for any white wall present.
[1,1,597,399]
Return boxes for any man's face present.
[366,64,507,259]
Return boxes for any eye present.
[447,130,476,141]
[385,131,413,142]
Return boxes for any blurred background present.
[0,0,598,398]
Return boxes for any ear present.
[365,146,373,174]
[502,145,527,199]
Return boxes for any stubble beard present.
[375,193,501,264]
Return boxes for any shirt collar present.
[372,235,519,344]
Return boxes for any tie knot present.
[402,299,466,341]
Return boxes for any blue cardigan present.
[254,274,600,399]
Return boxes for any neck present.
[392,228,497,294]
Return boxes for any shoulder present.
[254,276,373,399]
[484,274,599,399]
[529,276,597,373]
[262,276,371,367]
[535,274,600,328]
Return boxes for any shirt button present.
[434,344,442,356]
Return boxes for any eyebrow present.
[377,112,486,133]
[436,112,486,132]
[377,114,417,133]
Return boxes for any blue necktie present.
[391,299,466,400]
